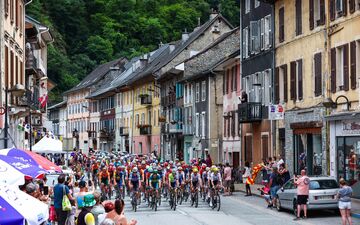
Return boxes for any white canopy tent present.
[32,136,64,154]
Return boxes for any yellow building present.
[274,0,328,175]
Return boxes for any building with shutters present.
[240,0,275,167]
[325,0,360,199]
[273,0,328,176]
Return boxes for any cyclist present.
[129,167,141,202]
[190,167,202,205]
[149,169,162,200]
[114,166,125,199]
[209,167,223,207]
[91,160,100,188]
[99,167,110,198]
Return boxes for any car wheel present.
[275,197,281,212]
[293,200,298,217]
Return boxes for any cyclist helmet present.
[132,167,138,173]
[193,168,199,173]
[172,169,177,174]
[213,167,219,173]
[153,169,158,174]
[178,166,183,171]
[206,167,210,172]
[148,167,153,173]
[201,163,206,169]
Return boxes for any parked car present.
[275,176,339,215]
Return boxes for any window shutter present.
[223,72,226,95]
[350,41,356,89]
[331,48,337,93]
[319,0,325,25]
[343,44,349,91]
[330,0,335,21]
[290,61,297,100]
[283,64,288,102]
[275,67,280,104]
[298,60,303,100]
[232,112,235,137]
[349,0,355,13]
[296,0,302,35]
[235,64,239,91]
[343,0,348,16]
[309,0,314,30]
[279,7,285,43]
[260,18,265,50]
[314,53,322,96]
[226,69,229,94]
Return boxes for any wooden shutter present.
[298,60,303,100]
[331,48,337,93]
[350,41,356,89]
[5,46,8,88]
[245,136,253,163]
[275,67,280,104]
[343,44,349,91]
[5,0,9,16]
[319,0,325,25]
[309,0,314,30]
[314,53,322,96]
[225,69,229,94]
[283,64,288,102]
[350,0,355,13]
[235,64,239,91]
[290,61,297,100]
[330,0,335,21]
[279,7,285,43]
[296,0,302,35]
[343,0,348,16]
[232,112,235,137]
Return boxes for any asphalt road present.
[121,192,360,225]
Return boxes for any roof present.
[48,101,67,110]
[87,44,171,99]
[154,14,233,79]
[182,27,240,81]
[64,57,127,95]
[25,15,54,43]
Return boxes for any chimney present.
[158,41,164,48]
[209,8,218,20]
[169,43,176,53]
[182,28,189,42]
[193,18,201,32]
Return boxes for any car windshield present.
[309,179,339,190]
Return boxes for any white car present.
[275,176,339,215]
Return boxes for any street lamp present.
[323,95,351,111]
[4,84,26,149]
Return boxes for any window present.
[253,73,262,103]
[314,52,322,96]
[350,41,359,90]
[260,18,265,50]
[245,0,250,14]
[10,0,14,23]
[264,15,272,49]
[201,81,206,101]
[255,0,260,8]
[290,59,303,101]
[135,114,139,127]
[231,112,236,137]
[141,113,145,125]
[275,65,288,103]
[195,113,200,137]
[295,0,302,35]
[311,0,325,29]
[195,83,200,102]
[184,84,188,104]
[279,7,285,43]
[232,66,237,92]
[250,21,260,54]
[5,0,9,17]
[201,112,206,138]
[263,70,272,105]
[242,27,249,58]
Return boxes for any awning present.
[325,111,360,121]
[32,136,64,154]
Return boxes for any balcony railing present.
[238,102,263,123]
[119,127,129,136]
[169,123,183,133]
[139,94,152,105]
[139,125,152,135]
[100,129,115,141]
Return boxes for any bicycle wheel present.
[216,193,221,211]
[173,193,177,211]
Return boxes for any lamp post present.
[323,95,351,111]
[4,84,26,148]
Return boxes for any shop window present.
[294,133,322,175]
[337,136,360,196]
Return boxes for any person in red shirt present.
[294,170,310,220]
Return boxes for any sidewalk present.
[234,183,360,218]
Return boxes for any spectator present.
[243,161,252,196]
[278,163,290,184]
[223,163,232,196]
[106,199,137,225]
[100,219,115,225]
[205,154,212,167]
[257,180,272,208]
[77,194,96,225]
[268,167,281,207]
[293,169,310,220]
[91,191,105,225]
[337,178,353,225]
[54,174,75,225]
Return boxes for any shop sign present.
[268,104,284,120]
[342,121,360,134]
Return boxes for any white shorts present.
[338,201,351,210]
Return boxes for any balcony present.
[161,123,169,134]
[139,94,152,105]
[139,125,152,135]
[25,55,38,75]
[100,129,115,141]
[18,87,40,110]
[119,127,129,136]
[238,102,263,123]
[169,122,183,133]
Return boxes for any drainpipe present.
[271,3,276,160]
[24,0,33,6]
